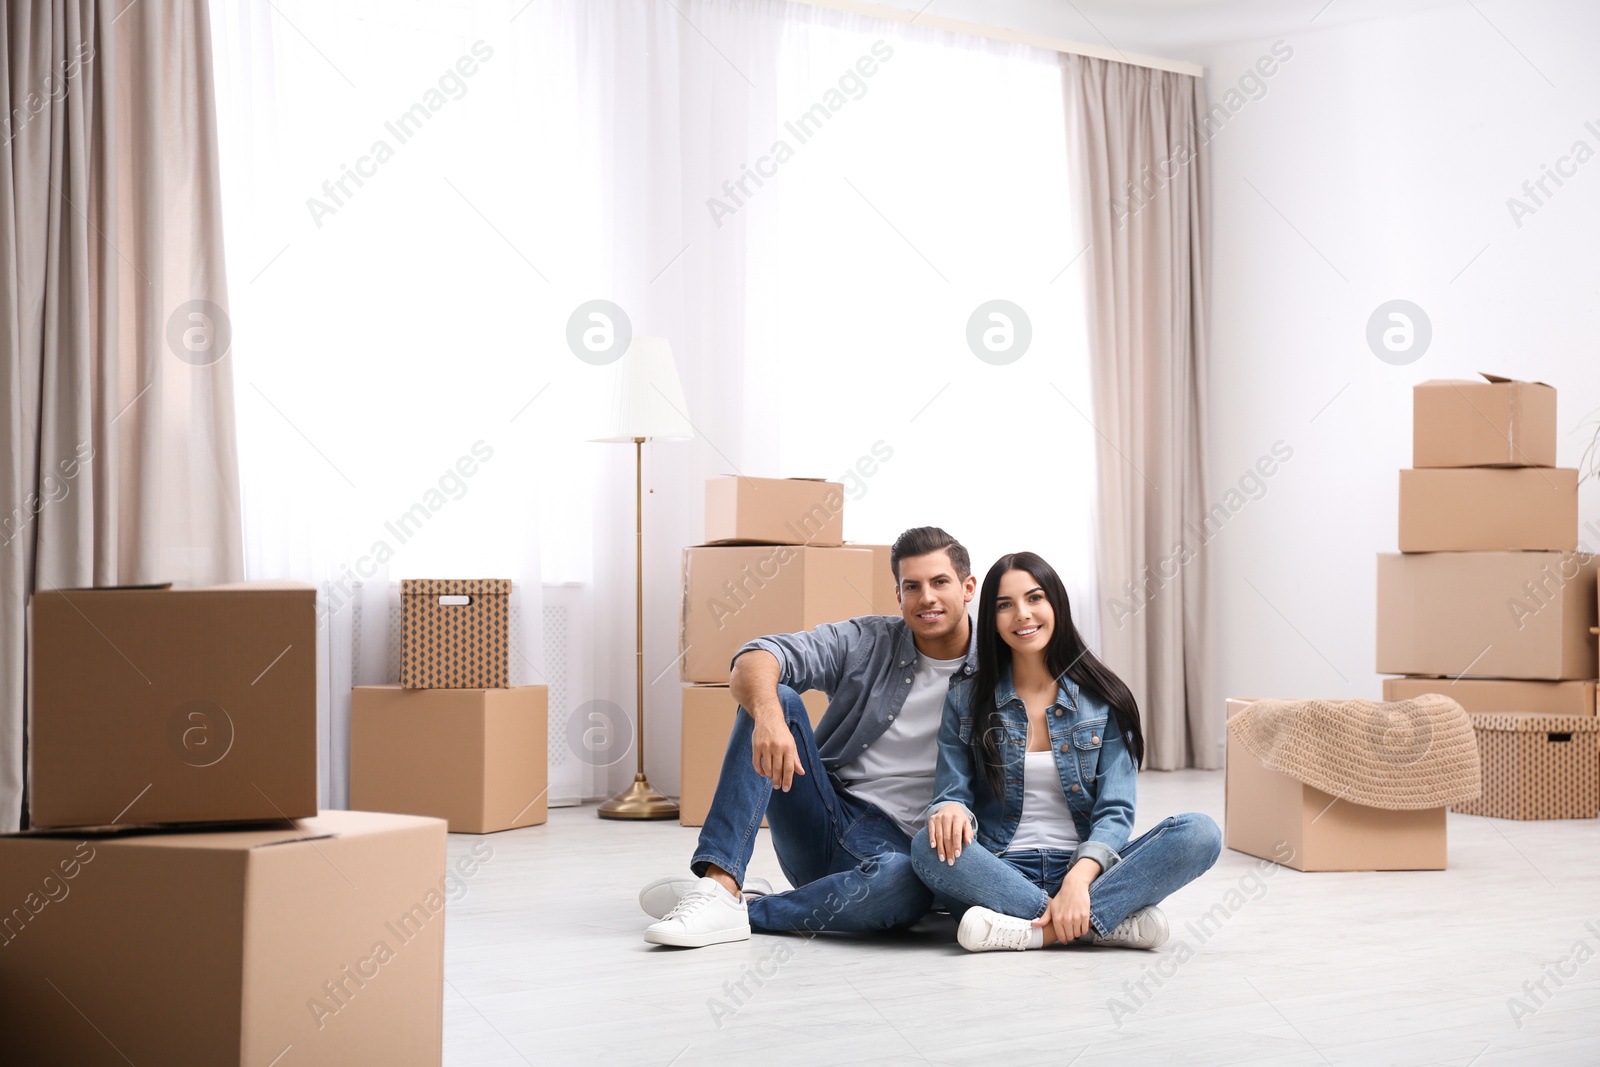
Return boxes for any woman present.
[911,552,1220,952]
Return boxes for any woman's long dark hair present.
[970,552,1145,798]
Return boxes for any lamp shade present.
[590,336,696,443]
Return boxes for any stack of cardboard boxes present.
[677,477,899,825]
[1378,374,1600,820]
[351,579,549,834]
[2,584,448,1065]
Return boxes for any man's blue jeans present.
[691,686,934,934]
[910,812,1221,937]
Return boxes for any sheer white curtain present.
[208,0,791,804]
[208,0,1098,805]
[209,0,570,804]
[751,10,1100,644]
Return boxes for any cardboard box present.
[1225,699,1447,871]
[400,578,510,689]
[0,810,446,1066]
[1375,551,1600,680]
[850,543,903,616]
[1449,712,1600,820]
[28,582,318,829]
[704,477,845,547]
[680,686,828,826]
[1397,468,1577,552]
[1382,677,1596,717]
[680,545,874,683]
[1413,374,1556,468]
[351,685,547,833]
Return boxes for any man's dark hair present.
[889,527,971,581]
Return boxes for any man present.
[639,527,976,946]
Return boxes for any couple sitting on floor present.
[638,527,1221,952]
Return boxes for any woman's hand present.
[926,804,973,865]
[1034,861,1099,943]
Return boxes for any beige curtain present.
[1064,54,1216,770]
[0,0,242,830]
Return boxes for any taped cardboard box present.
[1375,551,1600,680]
[1449,712,1600,820]
[400,578,510,689]
[849,543,902,616]
[0,810,447,1067]
[680,686,828,826]
[351,685,547,834]
[704,477,845,547]
[680,545,874,683]
[28,582,318,829]
[1382,677,1596,717]
[1397,468,1577,552]
[1413,374,1556,468]
[1224,699,1447,871]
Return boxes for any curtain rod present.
[784,0,1205,77]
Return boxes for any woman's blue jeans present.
[910,812,1221,938]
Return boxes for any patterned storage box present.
[1450,713,1600,820]
[400,579,511,689]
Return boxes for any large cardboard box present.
[680,545,874,683]
[1225,699,1447,871]
[1382,677,1596,717]
[351,685,547,833]
[0,810,447,1066]
[1413,375,1556,468]
[850,543,903,616]
[1449,712,1600,820]
[680,686,828,826]
[1397,468,1577,552]
[399,578,510,689]
[1375,551,1600,680]
[29,582,318,828]
[704,477,845,547]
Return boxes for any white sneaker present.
[1092,906,1169,949]
[643,877,751,947]
[956,906,1038,952]
[638,874,772,920]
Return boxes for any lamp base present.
[597,773,680,821]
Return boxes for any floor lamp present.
[593,337,693,820]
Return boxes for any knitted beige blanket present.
[1229,696,1482,810]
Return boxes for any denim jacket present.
[927,668,1136,875]
[736,615,977,772]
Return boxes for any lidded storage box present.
[400,579,510,688]
[1450,713,1600,820]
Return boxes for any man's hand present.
[926,804,973,864]
[730,651,805,790]
[750,709,805,791]
[1034,860,1099,943]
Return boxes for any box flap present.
[35,582,175,593]
[1416,375,1552,389]
[32,581,316,599]
[0,819,333,849]
[1478,372,1553,387]
[2,810,443,848]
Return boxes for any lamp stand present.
[598,438,679,820]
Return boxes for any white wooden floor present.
[441,771,1600,1066]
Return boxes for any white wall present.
[1192,0,1600,720]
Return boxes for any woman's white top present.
[1004,748,1081,852]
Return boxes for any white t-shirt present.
[835,652,966,838]
[1005,749,1081,853]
